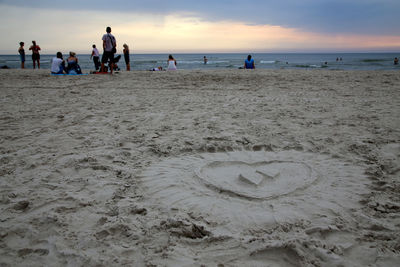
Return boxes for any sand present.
[0,69,399,266]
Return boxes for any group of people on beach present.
[18,26,258,74]
[18,41,41,69]
[18,27,127,74]
[50,27,131,75]
[151,54,255,71]
[51,52,82,75]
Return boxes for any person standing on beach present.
[101,26,116,74]
[29,41,41,69]
[18,42,25,69]
[204,56,208,64]
[244,55,255,69]
[91,44,100,71]
[394,57,399,65]
[123,44,130,71]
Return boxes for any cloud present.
[1,5,399,54]
[1,0,399,35]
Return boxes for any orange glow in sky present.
[0,7,399,54]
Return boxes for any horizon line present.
[1,51,400,56]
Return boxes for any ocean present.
[1,53,399,71]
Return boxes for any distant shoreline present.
[2,52,399,71]
[1,51,400,56]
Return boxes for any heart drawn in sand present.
[195,161,317,200]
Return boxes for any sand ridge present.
[0,69,399,266]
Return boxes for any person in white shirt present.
[90,44,100,71]
[101,26,116,73]
[167,54,177,71]
[51,52,65,74]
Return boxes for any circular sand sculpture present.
[140,150,369,234]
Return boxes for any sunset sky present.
[1,0,399,54]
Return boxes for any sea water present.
[1,53,399,71]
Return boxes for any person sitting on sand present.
[29,40,41,69]
[150,66,163,71]
[395,57,399,65]
[18,42,25,69]
[244,55,255,69]
[167,54,177,71]
[66,52,82,74]
[51,52,66,74]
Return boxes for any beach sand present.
[0,69,399,266]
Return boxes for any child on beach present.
[29,41,41,69]
[18,42,25,69]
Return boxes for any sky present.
[0,0,399,54]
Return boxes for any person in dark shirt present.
[123,44,130,71]
[18,42,25,69]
